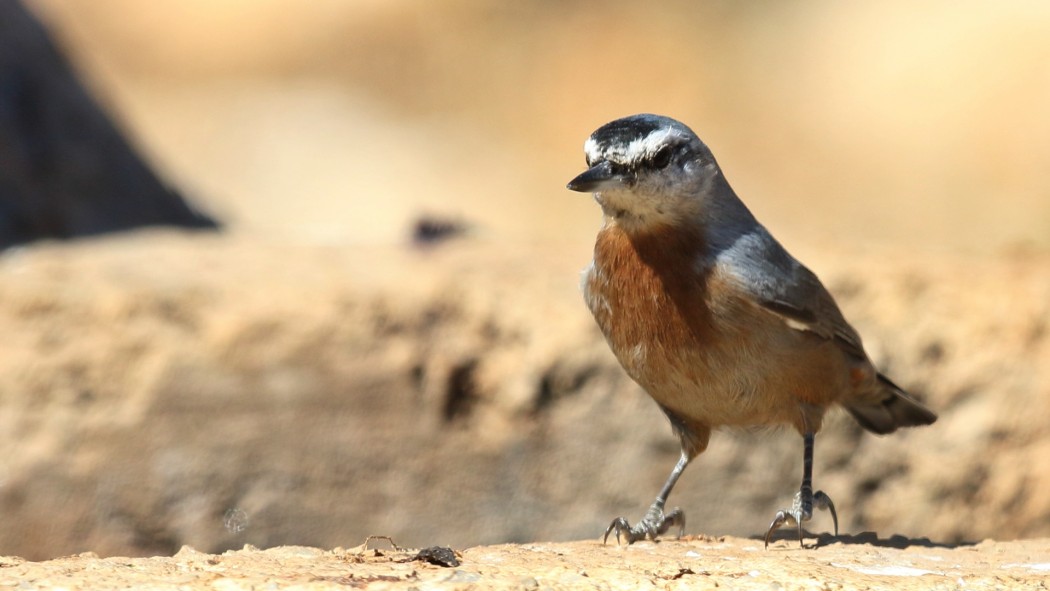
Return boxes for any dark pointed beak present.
[566,160,627,193]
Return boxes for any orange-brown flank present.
[585,222,854,438]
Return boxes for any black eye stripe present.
[584,143,689,174]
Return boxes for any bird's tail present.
[844,374,937,435]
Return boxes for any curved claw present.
[602,506,686,545]
[664,507,686,539]
[603,517,635,545]
[763,509,800,549]
[814,491,839,536]
[763,490,838,549]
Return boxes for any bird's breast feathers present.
[584,222,848,428]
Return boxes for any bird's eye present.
[652,146,673,169]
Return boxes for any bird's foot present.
[603,504,685,545]
[764,490,838,548]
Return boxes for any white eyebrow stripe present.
[624,128,679,161]
[583,137,601,161]
[584,125,688,165]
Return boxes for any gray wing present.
[714,226,867,361]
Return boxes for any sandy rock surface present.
[1,232,1048,561]
[3,536,1049,590]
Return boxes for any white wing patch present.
[781,316,815,333]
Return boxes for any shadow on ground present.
[758,530,978,550]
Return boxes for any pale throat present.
[596,190,702,236]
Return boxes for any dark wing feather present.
[715,226,867,361]
[712,224,937,432]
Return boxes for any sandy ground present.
[3,536,1049,590]
[1,233,1048,562]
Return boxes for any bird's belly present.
[617,336,797,427]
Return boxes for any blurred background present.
[0,0,1047,559]
[25,0,1050,251]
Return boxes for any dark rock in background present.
[0,1,217,249]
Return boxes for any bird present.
[566,114,937,547]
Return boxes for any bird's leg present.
[764,433,839,548]
[604,451,689,545]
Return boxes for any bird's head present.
[567,114,724,234]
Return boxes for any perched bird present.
[566,114,937,547]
